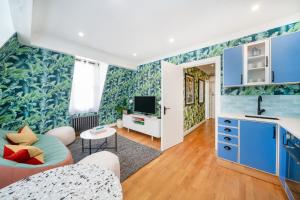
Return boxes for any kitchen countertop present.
[219,113,300,140]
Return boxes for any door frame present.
[205,80,210,119]
[161,56,221,152]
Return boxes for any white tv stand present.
[122,114,161,139]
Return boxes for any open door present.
[161,61,184,151]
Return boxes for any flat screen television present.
[134,96,156,115]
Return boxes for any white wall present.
[0,0,15,47]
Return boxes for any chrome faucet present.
[257,95,266,115]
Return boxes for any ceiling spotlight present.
[251,4,260,12]
[132,53,137,57]
[169,38,175,43]
[78,32,84,37]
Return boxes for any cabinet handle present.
[224,146,231,151]
[272,71,275,82]
[224,120,231,123]
[240,74,243,84]
[273,126,276,139]
[224,128,231,132]
[224,136,231,141]
[283,132,288,145]
[266,56,268,67]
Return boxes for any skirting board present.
[184,120,206,136]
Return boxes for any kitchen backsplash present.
[221,95,300,117]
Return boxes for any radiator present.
[71,114,99,133]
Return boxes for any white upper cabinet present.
[243,40,270,85]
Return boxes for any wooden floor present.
[117,127,161,150]
[120,119,286,200]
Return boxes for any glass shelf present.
[245,41,268,85]
[248,67,265,71]
[248,55,265,60]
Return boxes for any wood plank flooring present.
[119,119,286,200]
[116,127,161,150]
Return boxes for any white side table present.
[80,127,117,155]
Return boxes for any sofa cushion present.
[3,145,44,165]
[0,129,69,169]
[6,125,38,145]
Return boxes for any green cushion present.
[0,129,69,169]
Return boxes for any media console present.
[122,114,161,139]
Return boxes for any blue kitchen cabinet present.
[271,31,300,83]
[223,46,243,87]
[240,120,276,174]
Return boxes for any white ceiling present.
[0,0,15,47]
[11,0,300,68]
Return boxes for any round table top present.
[0,163,122,200]
[80,127,116,140]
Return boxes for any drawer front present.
[218,117,238,127]
[218,143,238,162]
[218,126,238,136]
[218,134,238,145]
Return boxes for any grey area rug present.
[68,135,161,182]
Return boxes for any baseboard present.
[184,120,206,136]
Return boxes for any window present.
[69,59,108,114]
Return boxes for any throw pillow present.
[3,145,44,165]
[6,125,38,145]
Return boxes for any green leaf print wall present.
[99,65,134,125]
[99,61,161,125]
[184,68,209,131]
[0,34,75,133]
[1,21,299,134]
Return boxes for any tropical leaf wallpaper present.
[99,65,134,125]
[130,61,161,117]
[184,68,209,130]
[99,61,161,125]
[0,34,75,134]
[1,21,299,134]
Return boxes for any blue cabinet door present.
[240,120,276,174]
[271,31,300,83]
[223,46,243,86]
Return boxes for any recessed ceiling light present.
[251,4,260,12]
[169,38,175,43]
[78,32,84,37]
[132,53,137,57]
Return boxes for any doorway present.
[199,64,216,119]
[161,57,221,151]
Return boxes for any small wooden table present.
[80,127,118,155]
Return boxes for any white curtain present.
[69,59,108,115]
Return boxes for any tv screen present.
[134,96,156,114]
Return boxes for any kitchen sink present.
[245,115,279,120]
